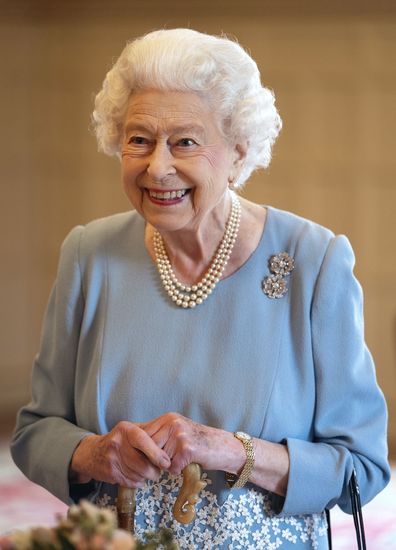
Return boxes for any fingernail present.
[160,457,171,469]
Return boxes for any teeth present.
[149,189,187,200]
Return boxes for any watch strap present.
[226,431,255,489]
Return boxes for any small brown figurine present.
[117,463,206,531]
[173,463,207,524]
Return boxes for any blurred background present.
[1,0,395,460]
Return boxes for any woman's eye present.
[128,136,148,145]
[177,138,196,147]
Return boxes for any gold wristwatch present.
[225,431,255,489]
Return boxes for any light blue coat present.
[11,206,390,516]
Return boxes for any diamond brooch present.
[262,252,294,299]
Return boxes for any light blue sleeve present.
[10,226,95,504]
[282,235,390,515]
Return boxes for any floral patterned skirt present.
[95,473,329,549]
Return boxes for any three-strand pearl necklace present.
[153,193,242,308]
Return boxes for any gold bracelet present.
[225,431,255,489]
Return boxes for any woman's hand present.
[69,421,171,488]
[141,413,290,496]
[140,413,245,476]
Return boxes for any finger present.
[120,448,162,482]
[140,413,185,449]
[166,442,194,475]
[93,451,146,488]
[139,412,182,439]
[138,417,167,438]
[125,425,171,469]
[169,457,190,476]
[149,426,174,450]
[109,446,161,486]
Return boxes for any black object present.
[326,469,366,550]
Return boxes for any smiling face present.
[121,89,244,235]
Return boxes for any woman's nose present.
[146,143,176,180]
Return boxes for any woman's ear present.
[229,142,247,186]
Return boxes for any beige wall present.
[1,1,395,453]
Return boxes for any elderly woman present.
[12,29,389,549]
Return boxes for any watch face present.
[235,431,251,441]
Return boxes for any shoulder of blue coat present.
[82,210,142,243]
[267,206,335,249]
[268,206,346,257]
[264,209,358,319]
[61,210,143,258]
[266,207,347,281]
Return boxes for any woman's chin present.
[141,194,193,232]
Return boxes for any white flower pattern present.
[94,473,328,549]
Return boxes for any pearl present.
[153,192,241,309]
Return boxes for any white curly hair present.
[92,28,282,188]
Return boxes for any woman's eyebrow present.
[170,124,205,137]
[124,122,206,139]
[124,122,155,134]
